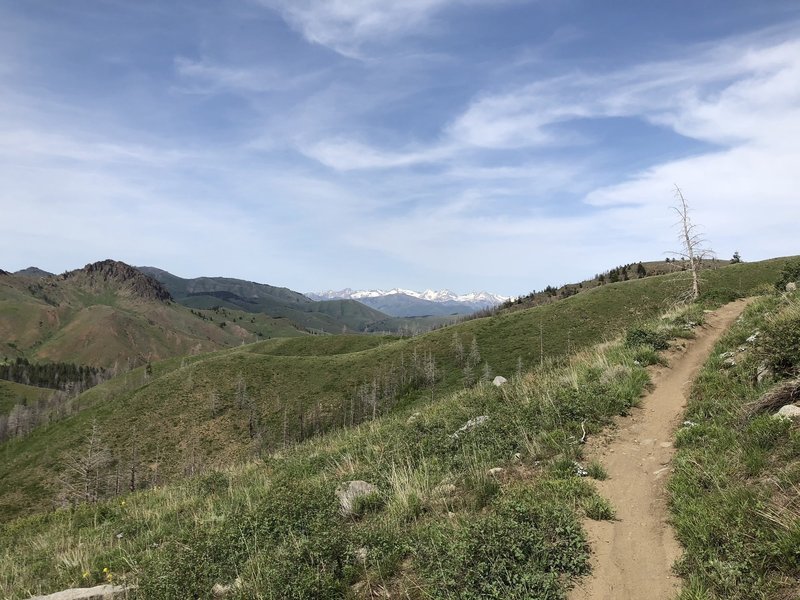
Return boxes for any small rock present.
[211,578,242,598]
[574,462,588,477]
[787,282,797,293]
[719,351,735,359]
[737,345,747,353]
[432,483,457,497]
[29,586,129,600]
[336,480,378,516]
[756,362,773,384]
[775,404,800,421]
[746,332,760,344]
[512,452,522,461]
[450,415,489,439]
[406,412,421,424]
[354,547,369,564]
[722,357,737,368]
[487,467,504,476]
[682,420,696,427]
[492,375,507,387]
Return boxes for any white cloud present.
[174,57,321,94]
[301,137,453,170]
[260,0,491,57]
[300,28,800,284]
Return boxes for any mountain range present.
[307,288,509,318]
[137,267,456,333]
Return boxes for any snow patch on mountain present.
[308,288,509,306]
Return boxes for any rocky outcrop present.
[336,480,378,516]
[62,260,172,303]
[28,585,129,600]
[492,376,507,387]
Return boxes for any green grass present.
[669,291,800,599]
[0,310,668,599]
[0,257,792,521]
[0,380,52,416]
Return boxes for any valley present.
[0,256,798,599]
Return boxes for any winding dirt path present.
[569,299,750,600]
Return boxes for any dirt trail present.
[569,299,750,600]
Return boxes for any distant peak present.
[65,259,173,303]
[14,266,53,279]
[309,287,509,305]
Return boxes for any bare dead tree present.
[452,332,465,366]
[60,419,111,505]
[668,185,715,301]
[422,351,437,401]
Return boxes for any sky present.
[1,1,799,297]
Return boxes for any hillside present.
[0,257,791,521]
[138,266,395,334]
[0,379,51,417]
[351,293,475,317]
[504,258,732,311]
[4,266,795,598]
[0,260,265,368]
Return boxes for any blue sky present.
[1,1,799,296]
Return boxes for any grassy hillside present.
[0,380,51,416]
[139,266,397,334]
[0,261,272,368]
[0,297,709,599]
[0,257,791,521]
[354,293,474,318]
[139,266,459,335]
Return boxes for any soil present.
[568,299,750,600]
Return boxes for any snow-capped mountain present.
[310,288,508,305]
[306,288,509,318]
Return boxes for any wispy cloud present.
[174,57,322,94]
[301,137,454,170]
[259,0,496,58]
[2,1,799,295]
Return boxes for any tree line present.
[0,357,108,392]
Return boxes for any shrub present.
[196,470,229,496]
[759,301,800,375]
[351,491,385,518]
[586,461,608,480]
[584,495,615,521]
[775,259,800,291]
[699,288,744,305]
[625,327,669,351]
